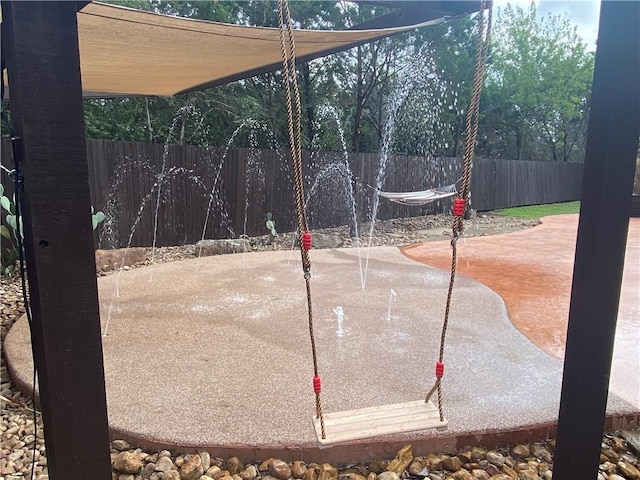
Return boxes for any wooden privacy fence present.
[1,138,584,248]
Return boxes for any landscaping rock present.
[318,463,338,480]
[292,233,344,249]
[225,457,242,475]
[621,430,640,456]
[617,461,640,480]
[113,451,143,474]
[140,463,156,480]
[376,472,399,480]
[456,451,472,464]
[269,460,292,480]
[408,458,430,477]
[95,247,146,273]
[602,449,620,464]
[485,452,505,467]
[510,445,530,458]
[470,448,487,462]
[161,471,180,480]
[484,464,501,477]
[195,239,250,257]
[208,466,222,477]
[242,466,258,480]
[339,473,366,480]
[292,461,307,478]
[518,470,541,480]
[452,469,474,480]
[259,459,275,472]
[112,439,133,451]
[315,233,344,249]
[530,444,552,463]
[441,457,462,472]
[470,469,489,480]
[386,445,413,475]
[155,456,174,472]
[369,461,388,474]
[200,452,212,473]
[304,467,319,480]
[179,454,204,480]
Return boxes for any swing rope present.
[425,0,493,422]
[277,0,326,439]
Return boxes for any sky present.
[492,0,601,49]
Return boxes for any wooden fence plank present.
[33,139,588,248]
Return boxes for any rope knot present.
[450,234,459,248]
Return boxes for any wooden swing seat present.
[312,399,447,446]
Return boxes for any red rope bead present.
[453,198,465,217]
[313,375,322,394]
[435,362,444,379]
[302,232,312,250]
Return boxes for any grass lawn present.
[491,201,581,218]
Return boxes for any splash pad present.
[8,244,629,463]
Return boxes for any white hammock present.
[378,182,458,206]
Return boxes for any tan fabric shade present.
[74,2,454,97]
[1,1,478,97]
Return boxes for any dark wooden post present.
[553,1,640,478]
[2,2,112,478]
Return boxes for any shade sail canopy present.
[3,1,478,97]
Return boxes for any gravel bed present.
[2,213,639,480]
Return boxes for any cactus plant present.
[92,206,106,230]
[1,183,21,275]
[265,212,277,245]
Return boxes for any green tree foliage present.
[83,1,594,164]
[328,2,395,153]
[481,3,594,161]
[412,16,478,157]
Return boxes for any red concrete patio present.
[4,214,638,464]
[403,214,639,409]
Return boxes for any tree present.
[482,3,594,162]
[412,16,478,157]
[320,2,400,153]
[236,1,342,148]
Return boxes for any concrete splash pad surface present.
[403,215,640,410]
[4,241,637,462]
